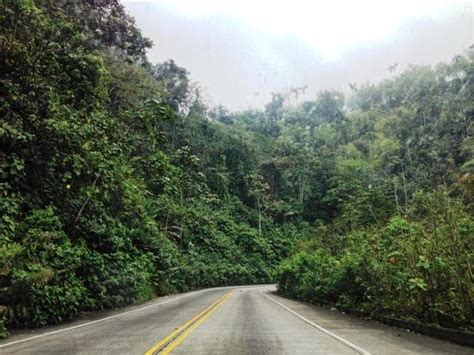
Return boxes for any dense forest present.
[1,0,472,337]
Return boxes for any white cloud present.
[124,0,451,59]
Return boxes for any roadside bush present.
[278,191,474,330]
[5,208,86,326]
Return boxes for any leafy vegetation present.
[1,0,472,337]
[276,55,474,330]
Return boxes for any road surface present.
[0,285,471,354]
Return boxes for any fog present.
[124,1,473,110]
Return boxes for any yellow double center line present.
[144,290,234,355]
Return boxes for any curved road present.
[0,285,471,354]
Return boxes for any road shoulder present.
[264,292,473,355]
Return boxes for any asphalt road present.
[0,285,471,354]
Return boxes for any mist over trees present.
[1,0,472,337]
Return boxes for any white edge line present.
[0,285,263,349]
[260,292,372,355]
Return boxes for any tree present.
[248,173,270,234]
[150,60,190,111]
[36,0,152,62]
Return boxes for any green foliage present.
[274,48,473,331]
[278,191,473,329]
[0,0,295,332]
[5,207,86,326]
[1,0,472,336]
[35,0,153,62]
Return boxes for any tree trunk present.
[257,197,262,235]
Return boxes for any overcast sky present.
[123,1,473,110]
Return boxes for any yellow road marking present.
[144,290,234,355]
